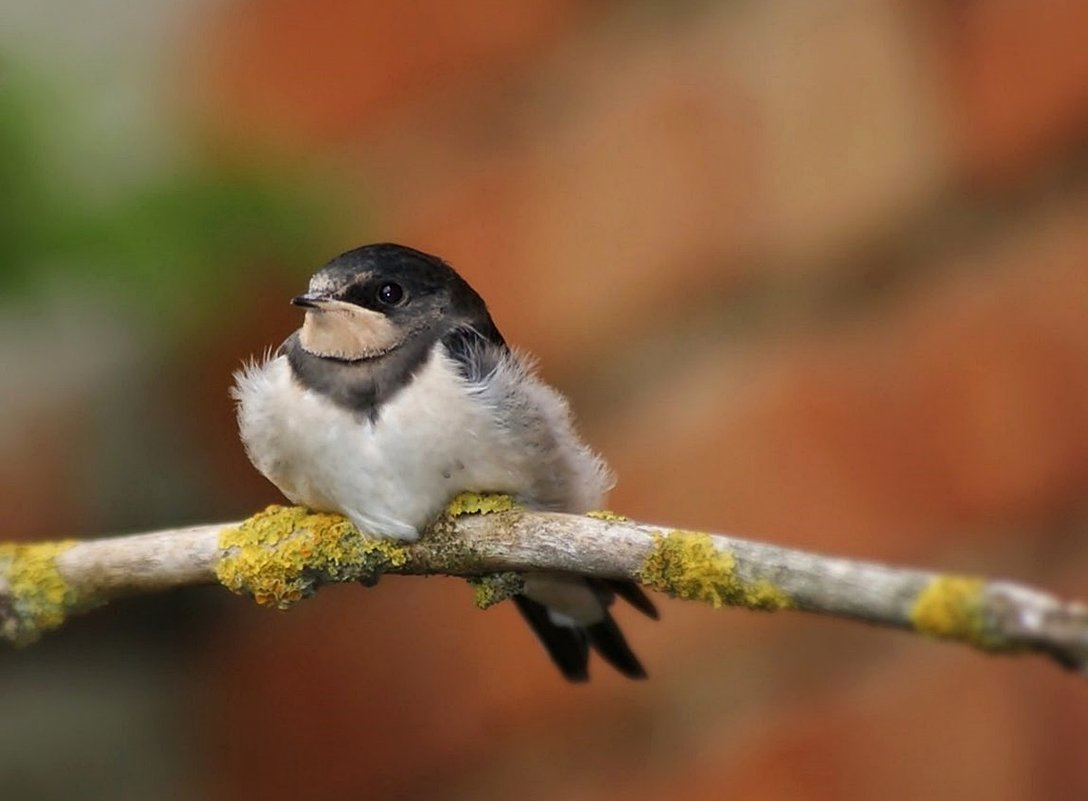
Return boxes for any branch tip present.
[0,541,83,645]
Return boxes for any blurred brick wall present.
[187,2,1088,800]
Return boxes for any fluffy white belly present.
[233,349,528,540]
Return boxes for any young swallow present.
[233,243,656,680]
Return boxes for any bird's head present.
[293,243,485,361]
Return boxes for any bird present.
[232,242,657,680]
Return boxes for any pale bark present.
[1,508,1085,675]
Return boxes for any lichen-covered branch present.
[1,496,1086,676]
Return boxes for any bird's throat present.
[299,302,400,361]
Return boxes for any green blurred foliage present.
[0,68,341,333]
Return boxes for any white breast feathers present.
[232,344,611,541]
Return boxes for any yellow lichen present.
[586,510,629,522]
[910,575,995,647]
[639,530,792,611]
[444,492,517,517]
[0,541,80,645]
[216,505,409,609]
[469,572,524,610]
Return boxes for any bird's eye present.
[377,282,405,306]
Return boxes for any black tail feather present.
[604,580,659,620]
[513,595,590,682]
[514,587,652,681]
[587,614,648,679]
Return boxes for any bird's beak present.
[291,292,332,309]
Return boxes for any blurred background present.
[2,0,1088,798]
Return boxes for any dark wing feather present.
[445,316,656,681]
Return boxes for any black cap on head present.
[301,243,495,331]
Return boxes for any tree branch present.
[2,497,1086,676]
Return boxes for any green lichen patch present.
[586,510,629,522]
[216,505,409,609]
[445,492,517,517]
[639,530,792,611]
[468,572,524,610]
[910,575,1003,649]
[0,541,80,646]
